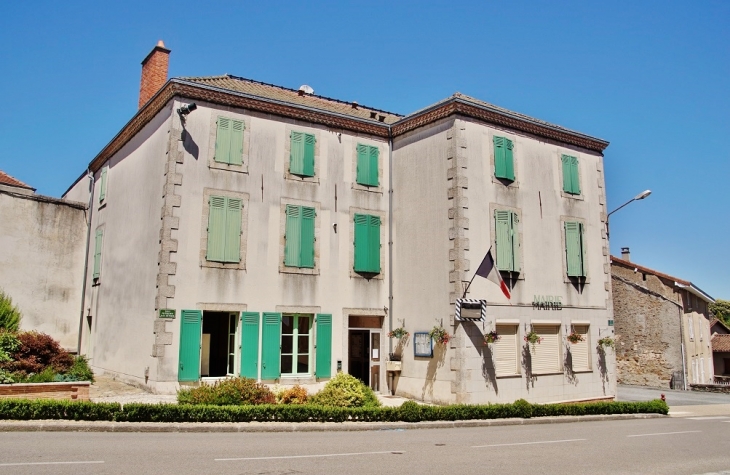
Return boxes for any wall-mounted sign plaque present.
[414,332,433,358]
[159,309,176,319]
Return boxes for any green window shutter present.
[303,133,316,177]
[92,228,103,279]
[240,312,260,378]
[315,314,332,379]
[565,221,585,277]
[570,156,580,195]
[579,222,587,276]
[290,132,304,174]
[229,119,244,166]
[178,310,202,382]
[494,136,507,179]
[353,214,369,272]
[223,198,242,263]
[369,146,379,186]
[368,215,381,273]
[206,196,227,261]
[504,138,515,181]
[300,206,316,268]
[356,144,369,185]
[562,155,572,193]
[215,117,232,164]
[99,166,108,202]
[285,205,302,267]
[261,312,282,380]
[495,210,514,271]
[509,211,520,272]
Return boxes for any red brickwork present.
[0,382,90,401]
[138,42,170,109]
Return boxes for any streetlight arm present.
[607,198,636,220]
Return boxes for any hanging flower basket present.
[524,329,542,348]
[429,326,451,346]
[566,331,585,344]
[483,330,500,345]
[597,336,615,349]
[387,327,410,339]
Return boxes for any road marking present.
[687,416,729,420]
[0,461,104,467]
[215,450,404,461]
[472,438,586,448]
[627,430,701,438]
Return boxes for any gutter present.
[76,170,94,355]
[674,282,715,304]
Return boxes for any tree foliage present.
[710,299,730,326]
[0,290,21,332]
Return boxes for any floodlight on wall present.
[177,103,197,116]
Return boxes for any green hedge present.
[0,398,668,423]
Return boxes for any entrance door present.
[201,311,238,377]
[348,330,370,387]
[179,310,202,381]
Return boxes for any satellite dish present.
[299,85,314,95]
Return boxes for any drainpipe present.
[76,170,95,355]
[387,125,394,356]
[678,304,687,390]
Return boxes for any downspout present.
[679,304,687,390]
[387,125,394,356]
[76,170,95,355]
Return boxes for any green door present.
[240,312,260,379]
[179,310,202,382]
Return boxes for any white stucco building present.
[62,43,615,402]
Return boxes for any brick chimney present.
[621,247,630,261]
[138,40,170,109]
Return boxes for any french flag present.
[475,248,511,300]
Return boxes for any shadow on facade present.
[521,344,537,390]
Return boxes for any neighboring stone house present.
[710,318,730,380]
[611,250,714,389]
[0,170,87,350]
[60,42,614,403]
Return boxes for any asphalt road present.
[617,385,730,406]
[1,417,730,475]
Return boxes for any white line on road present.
[627,430,701,438]
[687,416,729,420]
[215,450,404,461]
[0,461,104,467]
[472,438,586,448]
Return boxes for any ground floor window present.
[530,324,561,374]
[281,314,313,376]
[569,324,590,371]
[493,324,519,376]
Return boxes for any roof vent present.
[369,111,377,119]
[351,101,358,109]
[298,85,314,96]
[378,114,386,122]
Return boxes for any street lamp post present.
[606,189,651,239]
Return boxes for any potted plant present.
[597,336,615,349]
[387,327,409,339]
[566,328,585,344]
[524,327,542,349]
[429,326,451,346]
[483,330,500,345]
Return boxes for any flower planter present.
[386,361,402,372]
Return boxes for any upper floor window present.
[206,195,243,263]
[92,228,103,280]
[354,214,381,274]
[99,166,108,204]
[493,136,515,181]
[495,210,520,272]
[356,144,379,186]
[285,205,315,268]
[564,221,587,277]
[214,117,245,165]
[561,154,581,195]
[290,132,316,177]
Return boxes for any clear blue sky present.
[1,1,727,298]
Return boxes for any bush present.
[22,367,57,383]
[0,399,120,421]
[177,377,276,406]
[279,385,308,405]
[0,332,20,364]
[65,355,95,383]
[309,373,380,408]
[0,331,73,376]
[398,400,422,422]
[0,290,21,332]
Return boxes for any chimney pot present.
[138,41,171,109]
[621,247,630,261]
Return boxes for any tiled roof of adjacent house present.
[611,256,691,286]
[179,75,404,125]
[0,170,34,191]
[711,333,730,352]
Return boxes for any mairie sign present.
[532,295,562,310]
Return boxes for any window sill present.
[209,161,249,174]
[495,373,522,379]
[279,265,319,276]
[530,371,563,376]
[352,183,384,194]
[285,173,319,184]
[279,376,316,385]
[561,191,584,201]
[201,260,245,271]
[571,369,593,374]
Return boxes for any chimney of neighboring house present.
[138,40,171,109]
[621,247,630,261]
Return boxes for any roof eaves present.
[611,256,691,286]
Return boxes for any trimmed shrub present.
[309,373,380,408]
[0,399,120,421]
[398,400,422,422]
[279,385,308,405]
[177,377,276,406]
[65,355,95,383]
[0,331,73,376]
[0,290,21,332]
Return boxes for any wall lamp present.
[606,189,652,238]
[177,103,197,116]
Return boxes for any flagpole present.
[462,246,491,299]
